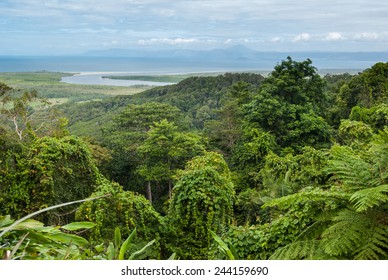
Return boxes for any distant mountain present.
[81,46,388,70]
[83,45,263,60]
[83,46,387,60]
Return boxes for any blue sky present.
[1,0,388,55]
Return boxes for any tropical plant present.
[0,196,104,260]
[75,179,162,258]
[167,152,235,259]
[268,133,388,260]
[210,230,239,260]
[101,227,156,260]
[1,135,101,223]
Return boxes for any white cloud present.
[324,32,345,41]
[138,37,198,45]
[153,8,176,17]
[60,28,117,34]
[2,0,388,54]
[103,40,119,46]
[353,32,379,41]
[270,37,282,43]
[292,33,310,42]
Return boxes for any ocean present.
[0,56,264,73]
[0,54,386,86]
[1,56,259,86]
[2,53,385,73]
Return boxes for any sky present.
[1,0,388,55]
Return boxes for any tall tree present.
[136,119,205,204]
[243,57,332,152]
[167,152,234,259]
[205,81,255,153]
[101,102,187,194]
[0,82,67,141]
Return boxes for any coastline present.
[60,72,177,86]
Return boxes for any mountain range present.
[83,45,388,68]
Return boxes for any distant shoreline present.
[60,68,363,87]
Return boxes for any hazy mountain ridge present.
[83,45,388,61]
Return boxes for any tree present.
[136,119,205,205]
[113,102,185,132]
[205,81,255,154]
[0,82,68,141]
[335,62,388,119]
[167,152,234,259]
[76,180,162,258]
[261,56,327,112]
[237,129,388,260]
[243,58,332,151]
[101,102,187,195]
[1,136,100,224]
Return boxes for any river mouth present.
[60,72,175,87]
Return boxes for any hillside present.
[2,58,388,261]
[62,72,265,136]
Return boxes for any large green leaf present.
[61,222,95,231]
[118,227,137,260]
[128,239,156,260]
[0,215,14,228]
[46,232,89,247]
[210,230,235,260]
[0,219,44,231]
[114,227,121,250]
[0,194,108,238]
[20,230,53,244]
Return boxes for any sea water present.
[0,54,383,86]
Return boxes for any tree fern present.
[265,138,388,260]
[354,223,388,260]
[326,145,373,190]
[350,185,388,212]
[296,212,336,241]
[322,209,388,259]
[270,240,331,260]
[322,209,366,257]
[263,188,349,211]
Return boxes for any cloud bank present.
[1,0,387,54]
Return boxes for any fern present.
[263,188,349,210]
[350,185,388,212]
[296,215,334,241]
[270,240,330,260]
[326,145,373,190]
[322,210,364,257]
[322,209,388,259]
[354,216,388,260]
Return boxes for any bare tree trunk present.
[146,181,152,204]
[168,180,172,200]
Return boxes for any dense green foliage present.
[1,59,388,260]
[167,152,234,259]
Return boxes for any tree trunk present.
[168,180,172,200]
[146,181,152,204]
